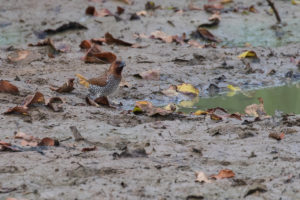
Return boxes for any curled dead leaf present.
[210,169,235,179]
[269,132,284,140]
[79,40,92,49]
[82,146,97,152]
[195,171,212,183]
[83,45,116,64]
[3,106,29,115]
[104,32,133,46]
[38,137,59,146]
[197,28,220,42]
[0,80,19,95]
[50,78,75,93]
[245,97,266,117]
[23,92,45,107]
[7,50,30,62]
[133,101,173,116]
[133,69,160,80]
[150,31,173,43]
[210,113,223,121]
[46,97,64,112]
[203,3,224,13]
[238,50,258,59]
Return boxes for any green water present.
[179,83,300,115]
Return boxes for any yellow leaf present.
[177,83,199,96]
[76,74,90,88]
[132,106,143,113]
[227,85,241,92]
[178,97,199,108]
[164,103,177,112]
[193,110,208,115]
[220,0,233,4]
[292,0,300,5]
[238,50,258,59]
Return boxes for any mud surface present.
[0,0,300,199]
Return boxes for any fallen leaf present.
[35,22,87,39]
[104,32,133,46]
[244,184,267,197]
[136,10,147,16]
[227,113,242,120]
[145,1,160,10]
[129,13,140,20]
[3,106,29,115]
[23,92,45,107]
[116,0,133,5]
[7,50,30,62]
[83,45,117,64]
[194,110,208,115]
[195,171,212,183]
[210,169,235,179]
[15,132,36,141]
[203,3,224,13]
[82,146,97,152]
[29,38,70,58]
[188,3,202,11]
[50,78,75,93]
[292,0,300,5]
[85,96,100,107]
[0,80,19,95]
[0,141,20,152]
[269,132,284,140]
[210,113,223,121]
[177,83,199,97]
[197,28,220,42]
[227,84,241,96]
[46,97,64,112]
[150,31,173,43]
[38,137,59,146]
[188,40,204,48]
[133,69,160,80]
[94,96,110,106]
[133,101,173,116]
[116,6,125,15]
[98,8,114,17]
[199,14,220,28]
[220,0,233,4]
[238,50,258,59]
[249,5,258,13]
[245,97,266,117]
[79,40,92,49]
[161,85,179,96]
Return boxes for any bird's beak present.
[119,61,126,68]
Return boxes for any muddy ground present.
[0,0,300,199]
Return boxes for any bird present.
[76,60,126,105]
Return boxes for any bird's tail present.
[76,74,90,88]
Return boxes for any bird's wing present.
[88,73,108,87]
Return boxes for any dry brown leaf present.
[7,50,30,62]
[188,40,204,48]
[116,0,133,5]
[3,106,29,115]
[46,97,64,112]
[50,78,75,93]
[29,38,70,57]
[83,45,116,64]
[161,85,179,96]
[15,132,36,141]
[210,113,223,121]
[245,97,266,117]
[150,31,173,43]
[20,140,38,147]
[82,146,97,152]
[79,40,92,49]
[269,132,284,140]
[188,3,202,11]
[210,169,235,179]
[197,28,220,42]
[116,6,125,15]
[134,69,160,80]
[203,3,224,13]
[0,80,19,95]
[104,32,133,46]
[195,171,212,183]
[38,137,59,146]
[133,101,173,116]
[23,92,45,107]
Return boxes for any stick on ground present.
[266,0,281,23]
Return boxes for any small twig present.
[266,0,281,23]
[70,126,84,141]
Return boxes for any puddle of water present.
[178,82,300,115]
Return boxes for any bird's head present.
[109,60,126,77]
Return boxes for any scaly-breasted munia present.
[76,60,125,104]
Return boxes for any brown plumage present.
[76,60,126,100]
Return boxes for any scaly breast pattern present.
[88,75,121,99]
